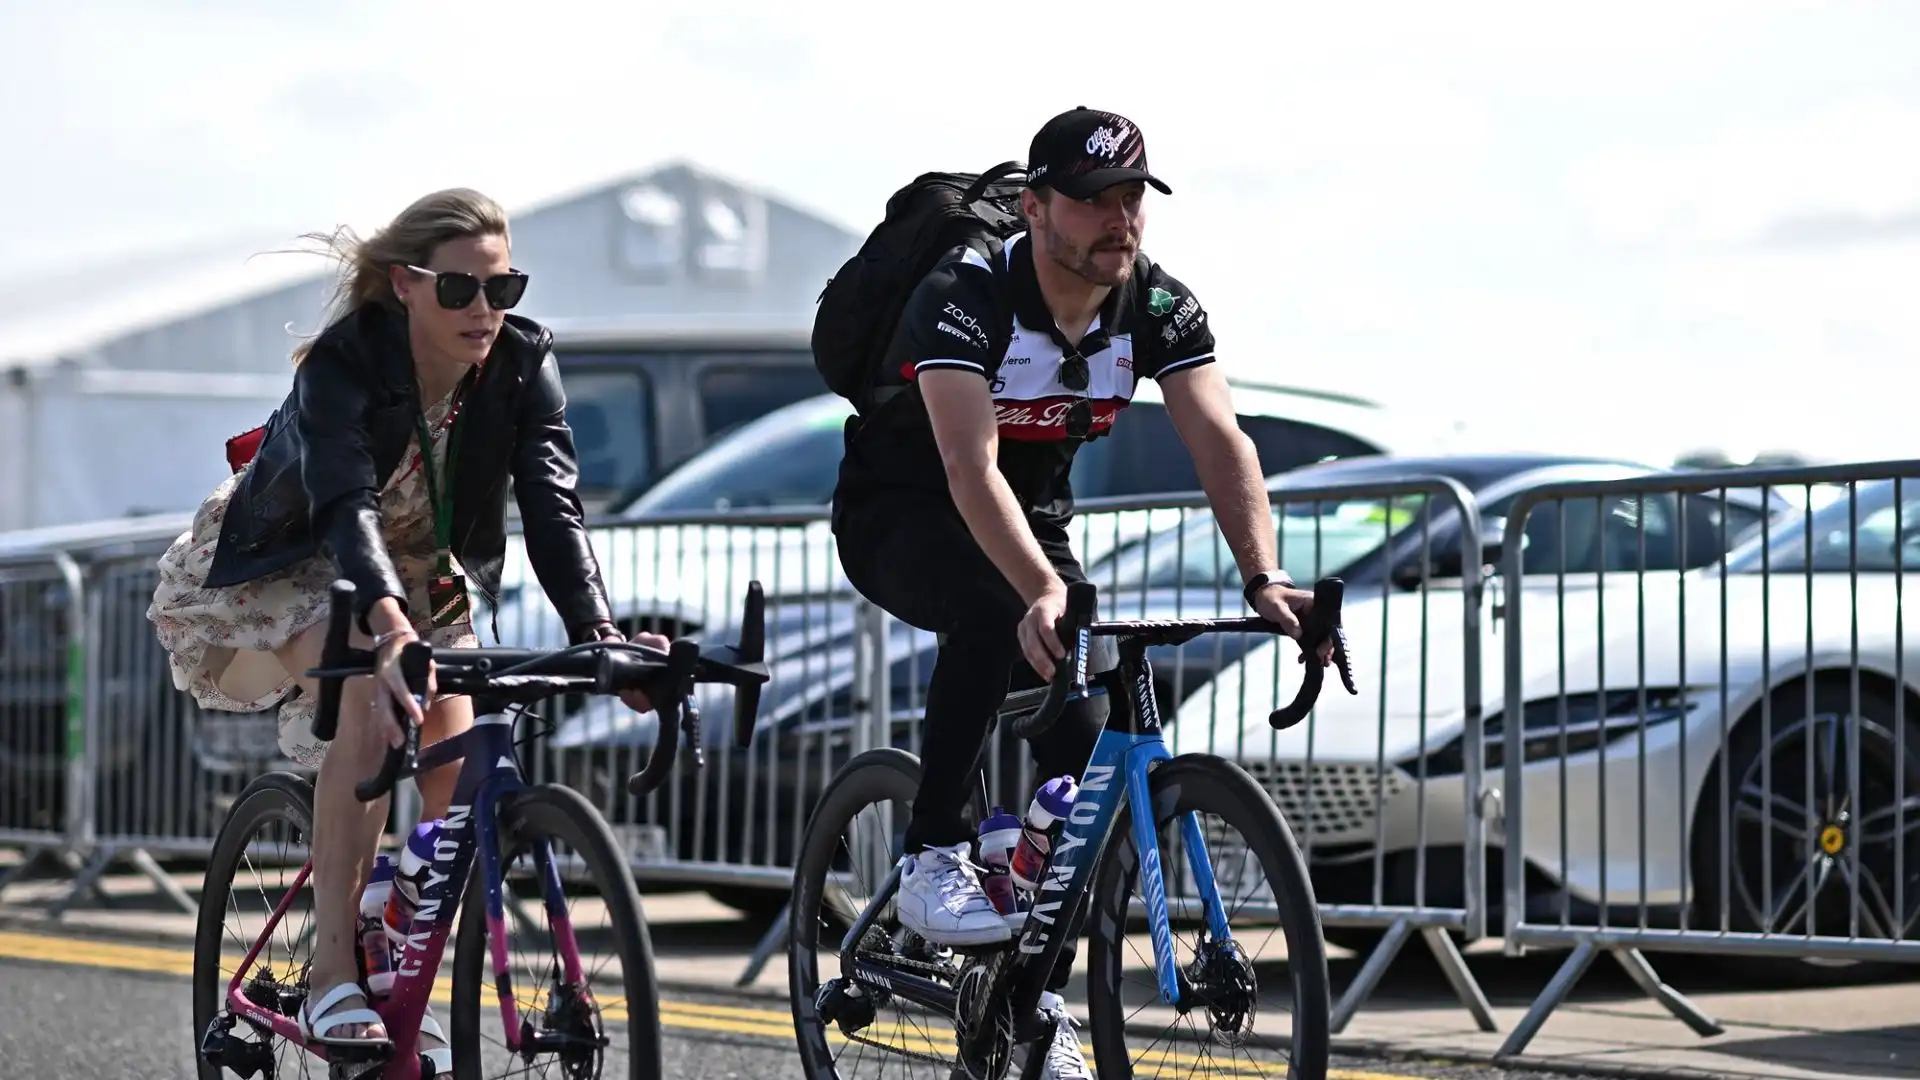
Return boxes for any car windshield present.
[621,398,851,516]
[1723,479,1920,574]
[1089,492,1435,592]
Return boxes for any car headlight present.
[1416,687,1707,776]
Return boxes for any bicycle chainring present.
[953,957,1015,1080]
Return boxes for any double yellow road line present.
[0,930,1417,1079]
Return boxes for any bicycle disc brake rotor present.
[1187,937,1258,1046]
[953,958,1014,1080]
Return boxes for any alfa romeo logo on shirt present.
[1147,287,1175,316]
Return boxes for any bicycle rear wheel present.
[789,747,997,1080]
[449,783,662,1079]
[1084,753,1331,1079]
[191,771,318,1080]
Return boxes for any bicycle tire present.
[448,783,663,1079]
[788,747,928,1079]
[190,771,317,1080]
[1083,754,1331,1080]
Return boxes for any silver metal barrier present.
[0,551,87,901]
[880,478,1497,1031]
[1495,460,1920,1058]
[496,509,852,894]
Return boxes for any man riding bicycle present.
[830,106,1334,1059]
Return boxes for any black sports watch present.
[1242,570,1295,609]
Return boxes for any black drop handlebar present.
[304,578,771,804]
[1011,577,1358,740]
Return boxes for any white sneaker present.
[1038,992,1093,1079]
[894,844,1013,947]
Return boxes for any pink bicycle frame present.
[220,716,587,1079]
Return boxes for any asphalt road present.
[0,928,1627,1080]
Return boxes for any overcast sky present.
[2,0,1915,466]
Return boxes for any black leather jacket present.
[202,301,615,643]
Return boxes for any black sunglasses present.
[1064,398,1093,439]
[405,265,529,311]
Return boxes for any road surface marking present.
[0,929,1419,1079]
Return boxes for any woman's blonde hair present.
[288,187,510,365]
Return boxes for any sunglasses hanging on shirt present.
[1055,328,1108,440]
[405,264,530,311]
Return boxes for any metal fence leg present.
[0,846,63,898]
[1609,947,1721,1038]
[1495,938,1597,1059]
[1421,925,1497,1033]
[125,846,198,915]
[1329,918,1413,1032]
[735,905,790,987]
[46,845,117,919]
[42,844,196,919]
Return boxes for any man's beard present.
[1045,230,1136,286]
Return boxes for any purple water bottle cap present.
[369,853,395,882]
[1037,776,1078,815]
[406,819,442,859]
[980,805,1023,833]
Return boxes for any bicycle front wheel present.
[1085,753,1331,1079]
[449,783,662,1079]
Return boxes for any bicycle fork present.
[1124,741,1236,1009]
[474,772,598,1062]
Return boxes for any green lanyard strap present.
[412,379,468,556]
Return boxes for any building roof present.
[0,160,863,374]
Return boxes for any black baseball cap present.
[1026,106,1173,200]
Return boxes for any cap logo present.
[1086,123,1130,159]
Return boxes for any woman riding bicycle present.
[147,187,667,1065]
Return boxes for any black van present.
[546,322,823,514]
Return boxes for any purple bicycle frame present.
[222,713,587,1080]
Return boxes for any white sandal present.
[298,981,391,1053]
[417,1008,453,1076]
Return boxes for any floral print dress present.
[147,384,478,769]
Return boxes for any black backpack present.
[812,162,1028,414]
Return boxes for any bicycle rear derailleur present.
[200,1012,278,1079]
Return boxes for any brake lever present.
[681,693,705,771]
[1268,577,1359,730]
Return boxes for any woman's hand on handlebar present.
[596,624,672,714]
[1251,582,1334,666]
[371,625,428,747]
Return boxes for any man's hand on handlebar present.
[1251,583,1335,667]
[595,624,672,714]
[1019,583,1071,681]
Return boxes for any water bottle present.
[975,805,1024,918]
[383,820,442,953]
[359,855,397,996]
[1009,776,1078,891]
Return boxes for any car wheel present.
[1690,679,1920,985]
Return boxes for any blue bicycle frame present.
[836,635,1238,1035]
[1001,636,1235,1014]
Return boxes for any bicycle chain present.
[839,946,992,1070]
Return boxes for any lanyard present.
[412,377,469,554]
